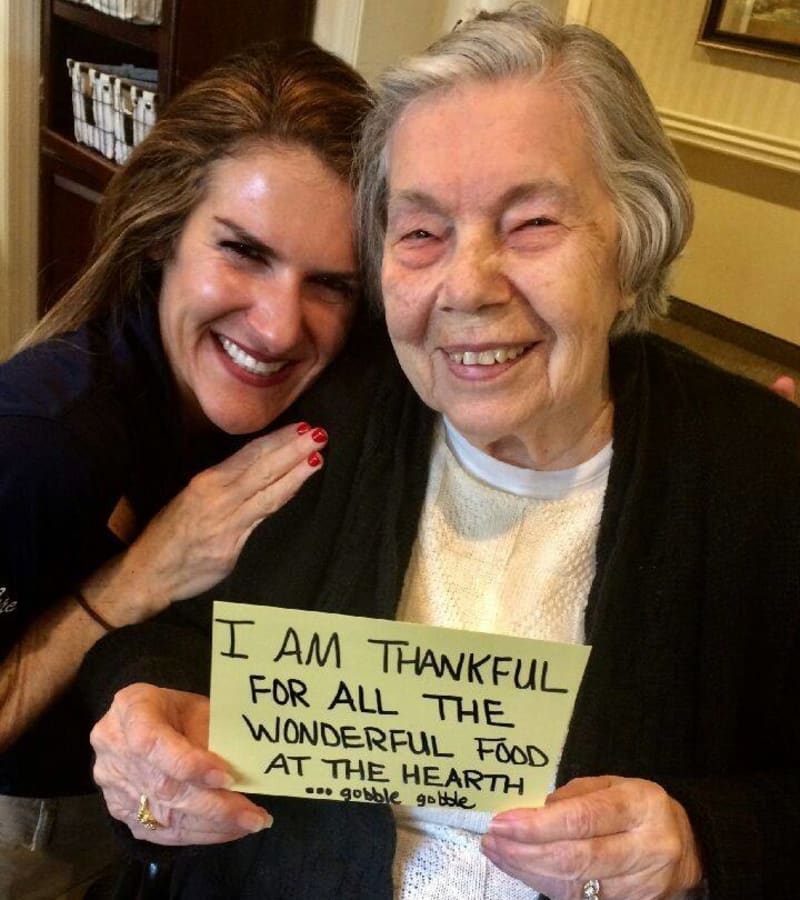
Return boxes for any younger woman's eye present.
[220,240,264,262]
[311,275,357,303]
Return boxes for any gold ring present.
[136,793,163,831]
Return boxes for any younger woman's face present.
[158,144,358,434]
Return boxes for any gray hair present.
[357,2,693,334]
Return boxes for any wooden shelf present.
[41,127,118,185]
[53,0,160,53]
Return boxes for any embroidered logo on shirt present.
[0,585,17,614]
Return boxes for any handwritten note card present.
[210,602,590,813]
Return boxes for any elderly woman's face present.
[382,77,632,469]
[159,145,358,434]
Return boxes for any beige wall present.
[0,0,40,359]
[353,0,448,84]
[585,0,800,344]
[314,0,575,82]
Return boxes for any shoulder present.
[0,319,119,434]
[0,307,168,469]
[612,331,800,450]
[0,330,95,415]
[609,332,800,565]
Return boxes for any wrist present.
[82,552,170,627]
[73,587,116,631]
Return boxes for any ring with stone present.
[581,879,601,900]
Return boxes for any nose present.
[244,275,306,352]
[439,231,508,314]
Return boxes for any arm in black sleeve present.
[78,606,213,724]
[0,415,123,660]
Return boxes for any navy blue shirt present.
[0,302,240,795]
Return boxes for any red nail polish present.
[296,422,311,435]
[311,427,328,444]
[308,451,322,467]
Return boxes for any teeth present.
[448,345,528,366]
[219,336,285,376]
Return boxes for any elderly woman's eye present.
[402,229,435,241]
[519,217,555,229]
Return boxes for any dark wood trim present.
[53,0,160,53]
[41,127,117,185]
[667,296,800,371]
[698,0,800,63]
[158,0,178,99]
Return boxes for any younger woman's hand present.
[88,421,327,623]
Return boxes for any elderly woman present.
[83,5,800,899]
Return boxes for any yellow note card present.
[209,601,590,813]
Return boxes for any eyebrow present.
[215,217,277,259]
[214,216,358,281]
[499,181,581,213]
[386,191,447,218]
[387,180,582,218]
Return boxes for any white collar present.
[442,417,613,500]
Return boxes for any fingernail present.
[311,427,328,444]
[481,834,499,857]
[308,451,323,468]
[205,769,234,789]
[487,818,515,836]
[241,811,273,833]
[296,422,311,434]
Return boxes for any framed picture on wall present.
[699,0,800,61]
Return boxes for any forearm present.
[0,550,173,752]
[0,594,108,750]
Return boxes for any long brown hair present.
[21,41,372,350]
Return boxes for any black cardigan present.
[81,330,800,899]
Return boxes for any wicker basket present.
[67,60,158,164]
[69,0,162,26]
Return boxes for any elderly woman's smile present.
[441,342,532,368]
[382,76,631,470]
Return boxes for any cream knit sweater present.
[392,421,610,900]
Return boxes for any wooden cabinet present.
[39,0,315,313]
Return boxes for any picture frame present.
[699,0,800,62]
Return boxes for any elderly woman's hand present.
[85,421,327,625]
[91,683,272,845]
[481,776,703,899]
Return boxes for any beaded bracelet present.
[74,588,115,632]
